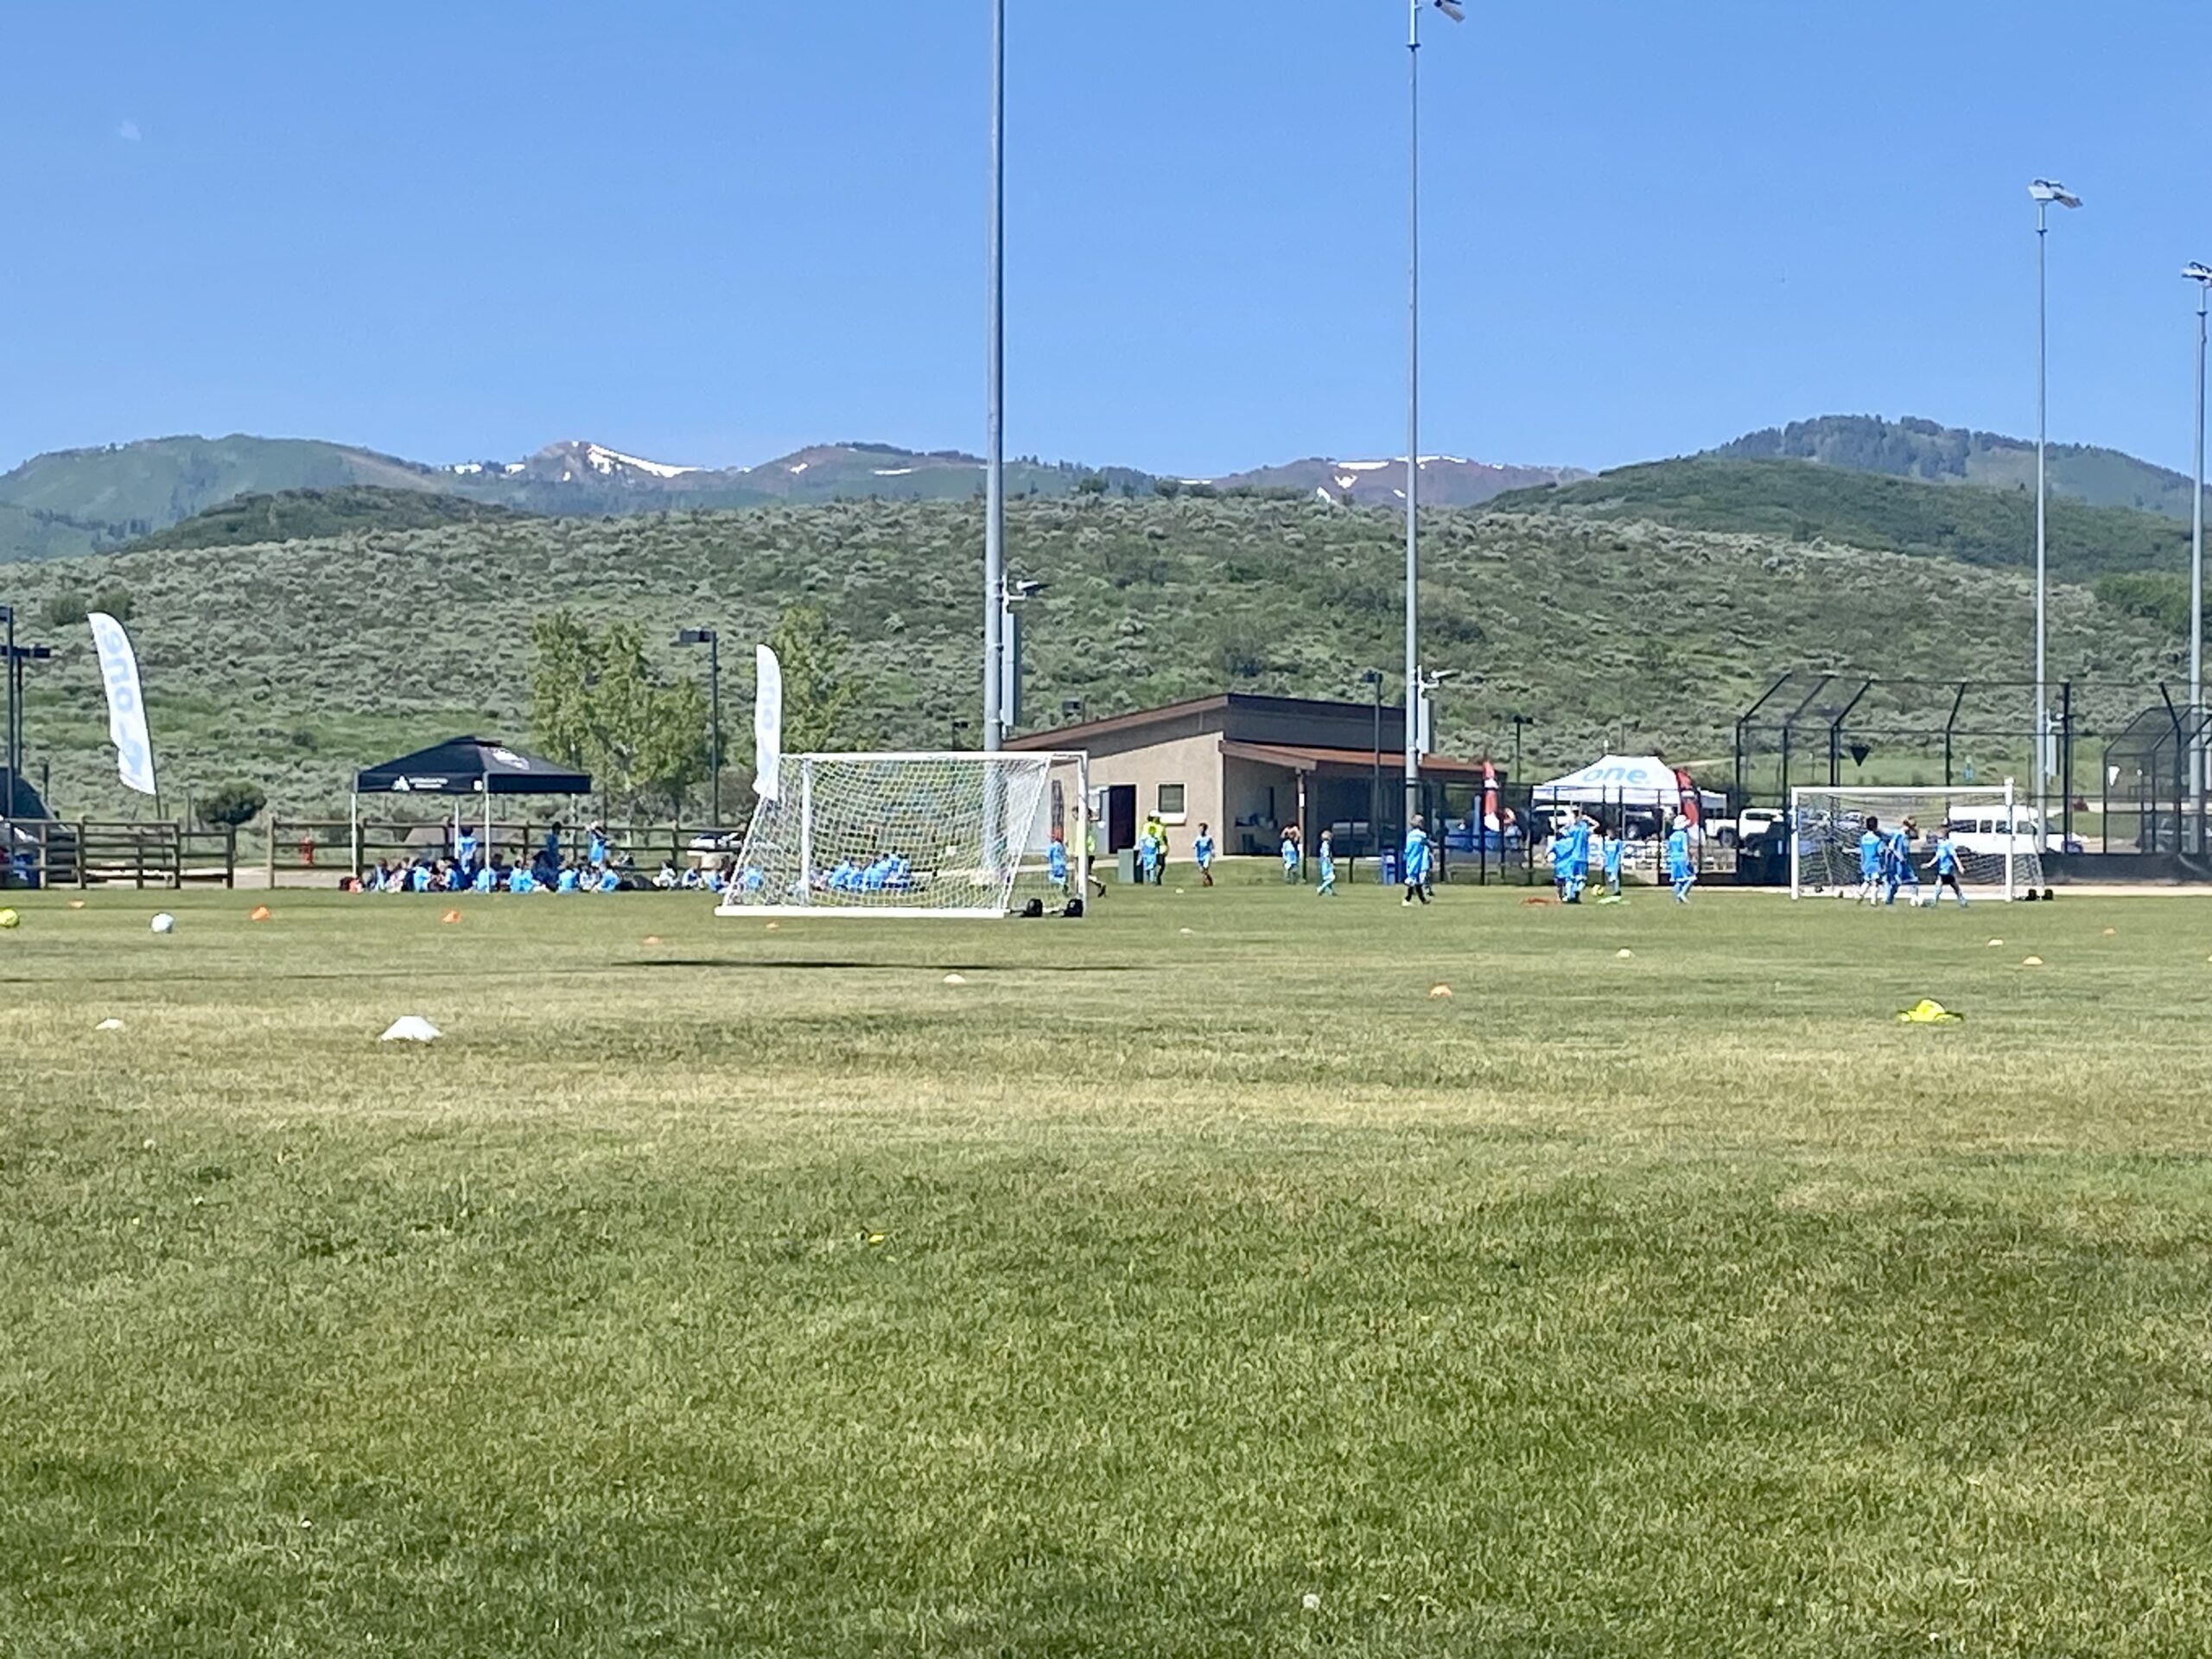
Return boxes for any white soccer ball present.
[149,912,175,934]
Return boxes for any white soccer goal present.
[1788,779,2047,900]
[715,751,1090,918]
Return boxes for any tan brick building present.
[1007,693,1491,859]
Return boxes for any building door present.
[1106,785,1137,853]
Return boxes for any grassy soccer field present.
[3,877,2210,1656]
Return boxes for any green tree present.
[196,779,268,829]
[767,603,863,753]
[527,613,713,815]
[527,611,599,769]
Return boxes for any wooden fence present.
[1,820,237,890]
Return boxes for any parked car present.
[1944,802,2082,858]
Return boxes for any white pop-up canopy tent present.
[1531,754,1725,811]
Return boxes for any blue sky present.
[8,1,2212,478]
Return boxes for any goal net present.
[1789,780,2047,900]
[715,751,1090,918]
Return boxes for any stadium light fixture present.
[674,627,722,825]
[2029,177,2082,834]
[1403,0,1464,838]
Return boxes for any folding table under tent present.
[350,735,593,874]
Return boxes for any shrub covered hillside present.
[8,494,2183,819]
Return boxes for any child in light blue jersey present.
[1884,817,1919,906]
[1600,830,1626,901]
[1192,823,1217,887]
[1139,830,1160,885]
[1556,808,1590,904]
[1666,816,1695,903]
[1928,825,1968,906]
[1047,833,1069,893]
[1316,830,1337,896]
[1857,814,1885,904]
[1281,826,1301,884]
[1401,817,1433,906]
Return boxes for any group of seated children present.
[353,853,626,894]
[350,825,635,895]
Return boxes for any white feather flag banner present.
[753,644,784,803]
[87,612,158,797]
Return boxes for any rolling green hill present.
[121,486,537,552]
[1711,414,2205,520]
[1491,457,2191,583]
[0,435,450,561]
[5,496,2183,821]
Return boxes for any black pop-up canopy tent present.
[351,736,592,866]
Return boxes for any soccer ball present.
[1913,893,1936,908]
[149,912,175,935]
[0,907,18,930]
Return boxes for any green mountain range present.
[4,412,2199,568]
[1708,414,2205,520]
[7,474,2189,822]
[0,434,1588,563]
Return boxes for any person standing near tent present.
[1600,826,1627,901]
[1666,814,1695,903]
[1401,816,1433,906]
[1556,806,1591,904]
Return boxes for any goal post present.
[714,750,1090,918]
[1788,779,2044,900]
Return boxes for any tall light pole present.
[2029,179,2080,821]
[1361,667,1385,855]
[675,627,721,823]
[1404,0,1463,833]
[2187,262,2212,848]
[982,0,1007,753]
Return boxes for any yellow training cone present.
[943,973,967,986]
[1897,998,1963,1024]
[1428,983,1452,998]
[249,905,272,922]
[1616,948,1634,959]
[2021,956,2044,967]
